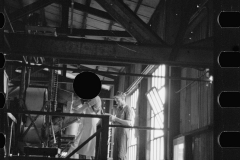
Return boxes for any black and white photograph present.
[1,0,239,160]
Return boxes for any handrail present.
[5,110,110,118]
[5,109,110,160]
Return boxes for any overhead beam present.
[81,0,91,29]
[6,56,129,67]
[8,0,57,23]
[95,0,167,45]
[183,37,213,48]
[61,0,70,30]
[184,7,208,38]
[77,65,117,80]
[134,0,143,14]
[3,33,213,68]
[168,0,198,61]
[12,25,132,37]
[6,61,211,81]
[56,28,131,37]
[54,1,116,22]
[12,76,114,85]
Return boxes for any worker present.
[65,95,102,159]
[110,91,134,160]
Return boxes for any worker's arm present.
[111,116,132,126]
[72,103,88,113]
[72,99,82,109]
[110,106,134,126]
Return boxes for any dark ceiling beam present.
[58,59,129,67]
[77,65,117,80]
[184,7,208,38]
[81,0,91,29]
[56,28,131,37]
[6,62,211,80]
[6,56,129,67]
[74,1,115,21]
[168,0,199,61]
[54,1,116,22]
[3,33,213,68]
[61,0,70,30]
[10,66,115,85]
[147,0,166,40]
[183,37,213,48]
[8,0,57,23]
[12,76,114,85]
[95,0,167,45]
[134,0,143,14]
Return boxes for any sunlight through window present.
[147,65,166,160]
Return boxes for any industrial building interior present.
[2,0,215,160]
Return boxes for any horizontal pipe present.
[6,62,211,82]
[6,110,110,119]
[109,125,166,130]
[101,98,114,101]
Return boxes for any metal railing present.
[5,109,110,160]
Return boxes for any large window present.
[149,65,166,160]
[127,89,139,160]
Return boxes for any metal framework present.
[95,0,167,45]
[3,33,213,67]
[8,0,57,23]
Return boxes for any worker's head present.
[114,91,126,106]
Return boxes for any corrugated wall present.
[180,68,213,133]
[180,68,213,160]
[192,131,213,160]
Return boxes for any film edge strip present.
[215,5,240,159]
[0,2,6,157]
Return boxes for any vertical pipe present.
[26,67,31,89]
[13,66,26,154]
[46,61,53,147]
